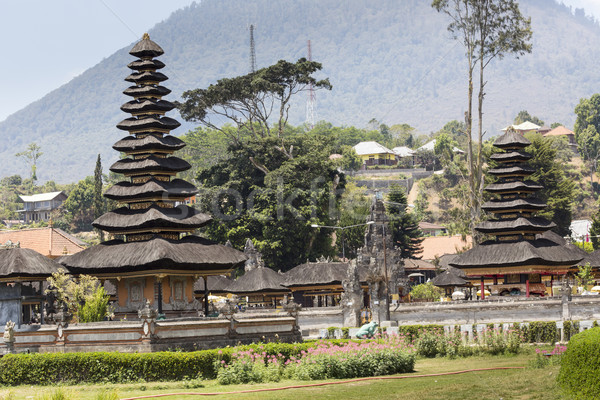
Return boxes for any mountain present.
[1,0,600,183]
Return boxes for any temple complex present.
[450,129,584,297]
[61,34,246,316]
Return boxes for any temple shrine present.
[450,129,584,297]
[61,34,246,316]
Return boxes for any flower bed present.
[215,335,416,384]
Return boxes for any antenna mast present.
[306,40,316,129]
[249,24,257,73]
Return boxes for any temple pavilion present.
[61,34,246,316]
[450,129,583,298]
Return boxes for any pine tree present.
[93,154,104,241]
[387,184,423,259]
[591,209,600,250]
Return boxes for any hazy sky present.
[0,0,598,122]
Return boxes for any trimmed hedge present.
[517,322,558,344]
[558,327,600,399]
[397,324,444,342]
[0,341,347,386]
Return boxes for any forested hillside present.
[1,0,599,183]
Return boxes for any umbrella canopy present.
[452,290,466,300]
[408,272,425,278]
[590,286,600,293]
[477,289,491,296]
[431,270,469,287]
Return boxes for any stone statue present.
[244,238,265,271]
[3,320,15,343]
[356,321,378,339]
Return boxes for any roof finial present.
[142,32,150,40]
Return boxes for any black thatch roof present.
[494,130,531,148]
[93,205,211,232]
[129,33,164,58]
[123,85,171,98]
[487,165,535,176]
[120,99,175,115]
[117,116,181,132]
[449,238,583,269]
[104,178,197,201]
[60,235,246,275]
[431,270,468,287]
[110,155,190,175]
[489,151,532,162]
[482,198,546,212]
[228,267,288,294]
[404,258,436,270]
[125,71,168,84]
[113,134,185,153]
[127,59,165,71]
[0,248,62,280]
[283,261,368,287]
[485,180,543,193]
[193,275,233,293]
[475,217,556,234]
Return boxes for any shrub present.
[564,321,580,341]
[341,327,350,339]
[409,282,443,302]
[518,322,557,344]
[558,327,600,398]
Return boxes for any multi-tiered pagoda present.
[62,34,246,315]
[450,129,583,298]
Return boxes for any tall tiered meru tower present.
[62,34,246,316]
[450,129,583,298]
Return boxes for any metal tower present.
[249,24,257,73]
[306,40,316,129]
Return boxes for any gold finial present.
[62,246,68,255]
[142,33,150,40]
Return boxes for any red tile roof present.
[416,235,472,261]
[0,227,86,258]
[544,126,574,137]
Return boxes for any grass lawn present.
[0,353,566,400]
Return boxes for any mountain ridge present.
[1,0,599,183]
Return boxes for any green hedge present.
[0,341,351,386]
[558,327,600,398]
[517,322,558,344]
[397,324,444,342]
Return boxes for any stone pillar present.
[138,299,157,344]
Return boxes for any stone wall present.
[0,314,300,355]
[296,296,600,335]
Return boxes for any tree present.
[15,142,43,181]
[410,282,443,301]
[178,58,332,164]
[591,209,600,250]
[514,110,544,126]
[387,184,423,259]
[525,133,575,236]
[196,134,342,271]
[575,94,600,195]
[60,176,95,232]
[46,269,109,322]
[93,155,104,241]
[432,0,532,237]
[336,183,371,259]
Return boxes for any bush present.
[564,321,580,341]
[558,327,600,398]
[518,322,558,344]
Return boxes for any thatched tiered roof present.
[0,247,62,281]
[431,270,468,287]
[450,129,583,275]
[283,261,368,287]
[61,34,245,277]
[193,275,233,294]
[228,267,288,294]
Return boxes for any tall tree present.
[590,209,600,250]
[387,184,423,259]
[93,154,104,241]
[15,142,43,181]
[525,133,575,236]
[575,94,600,195]
[178,58,331,165]
[432,0,532,237]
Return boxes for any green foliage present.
[517,322,558,344]
[15,142,43,181]
[196,134,342,271]
[409,282,443,301]
[591,209,600,250]
[564,321,580,341]
[179,58,331,142]
[387,184,423,259]
[574,241,594,253]
[57,176,96,232]
[524,133,575,236]
[78,286,110,323]
[514,110,544,126]
[37,388,73,400]
[94,390,120,400]
[558,327,600,399]
[576,263,594,291]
